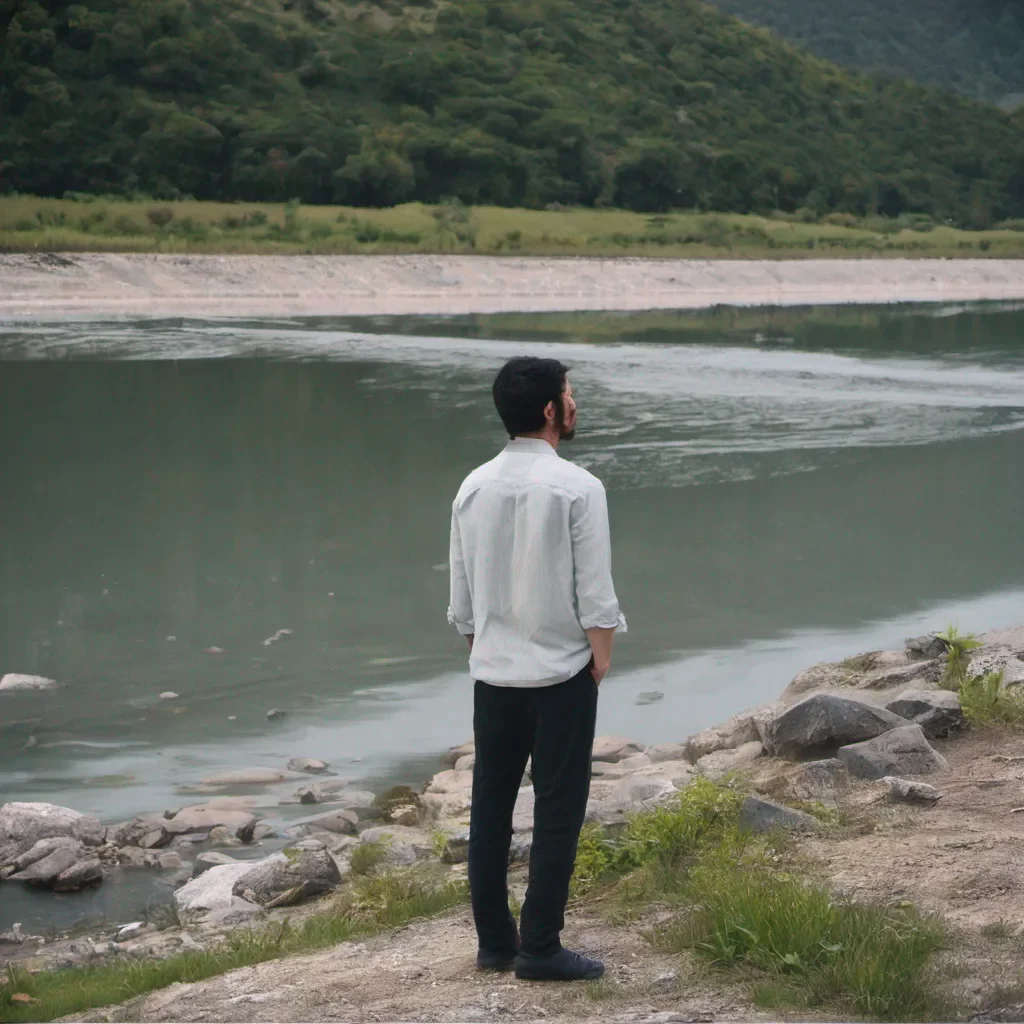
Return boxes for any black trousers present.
[469,665,598,959]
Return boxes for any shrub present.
[147,206,174,228]
[352,218,382,243]
[249,211,268,227]
[309,222,333,239]
[960,671,1024,727]
[822,212,858,228]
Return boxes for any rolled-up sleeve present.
[447,505,475,635]
[570,483,627,633]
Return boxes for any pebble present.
[159,691,179,700]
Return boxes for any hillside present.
[2,0,1024,225]
[707,0,1024,107]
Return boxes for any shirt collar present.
[504,437,559,456]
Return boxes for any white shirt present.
[448,437,626,687]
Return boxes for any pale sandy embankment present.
[2,253,1024,317]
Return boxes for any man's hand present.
[585,626,616,686]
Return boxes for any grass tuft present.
[658,841,946,1021]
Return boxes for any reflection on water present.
[1,302,1023,928]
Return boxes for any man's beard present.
[558,399,575,441]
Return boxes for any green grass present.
[3,195,1024,259]
[0,867,466,1024]
[656,841,947,1021]
[573,780,947,1021]
[936,624,985,690]
[960,671,1024,728]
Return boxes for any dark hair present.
[492,357,569,438]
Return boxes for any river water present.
[2,302,1023,930]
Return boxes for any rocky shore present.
[3,623,1024,1012]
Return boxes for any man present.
[448,356,626,982]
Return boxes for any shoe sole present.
[476,961,517,972]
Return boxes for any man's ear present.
[544,400,557,424]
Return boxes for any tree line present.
[2,0,1023,226]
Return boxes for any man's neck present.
[515,429,560,451]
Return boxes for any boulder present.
[454,753,476,771]
[0,802,104,865]
[232,840,341,906]
[645,742,688,763]
[591,736,644,763]
[885,690,964,739]
[681,712,761,763]
[293,785,376,808]
[207,826,243,847]
[54,857,102,891]
[191,852,241,879]
[509,833,532,864]
[440,739,474,768]
[420,769,474,822]
[906,635,947,661]
[357,826,432,866]
[759,694,909,759]
[628,760,695,790]
[740,796,818,833]
[173,861,259,924]
[695,741,764,781]
[838,725,948,780]
[287,758,330,775]
[616,753,653,772]
[111,816,172,849]
[884,776,942,804]
[779,758,849,802]
[8,839,86,885]
[163,804,259,838]
[0,674,58,691]
[292,809,359,836]
[588,775,678,825]
[200,768,305,788]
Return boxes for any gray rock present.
[740,796,818,832]
[207,825,243,847]
[885,689,964,739]
[439,828,470,864]
[906,635,947,661]
[645,742,688,763]
[293,809,359,836]
[884,776,943,804]
[112,816,172,849]
[784,758,849,801]
[191,851,241,878]
[157,851,183,870]
[0,673,58,691]
[174,861,260,923]
[695,740,764,780]
[759,693,910,759]
[591,736,644,763]
[454,753,475,771]
[231,841,341,906]
[509,833,532,864]
[838,724,949,780]
[116,922,144,942]
[440,739,474,768]
[0,802,104,865]
[682,712,762,763]
[512,787,535,833]
[8,839,85,884]
[287,758,330,775]
[163,804,259,837]
[266,708,286,720]
[357,825,432,866]
[54,857,102,891]
[200,768,305,788]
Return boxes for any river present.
[1,302,1023,930]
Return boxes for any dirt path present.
[4,254,1024,318]
[66,904,767,1024]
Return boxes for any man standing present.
[448,356,626,982]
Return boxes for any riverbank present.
[4,624,1024,1022]
[4,253,1024,318]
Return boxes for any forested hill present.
[707,0,1024,108]
[2,0,1023,225]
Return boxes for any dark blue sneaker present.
[476,947,518,972]
[515,948,605,981]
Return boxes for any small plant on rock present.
[960,671,1024,727]
[935,624,983,689]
